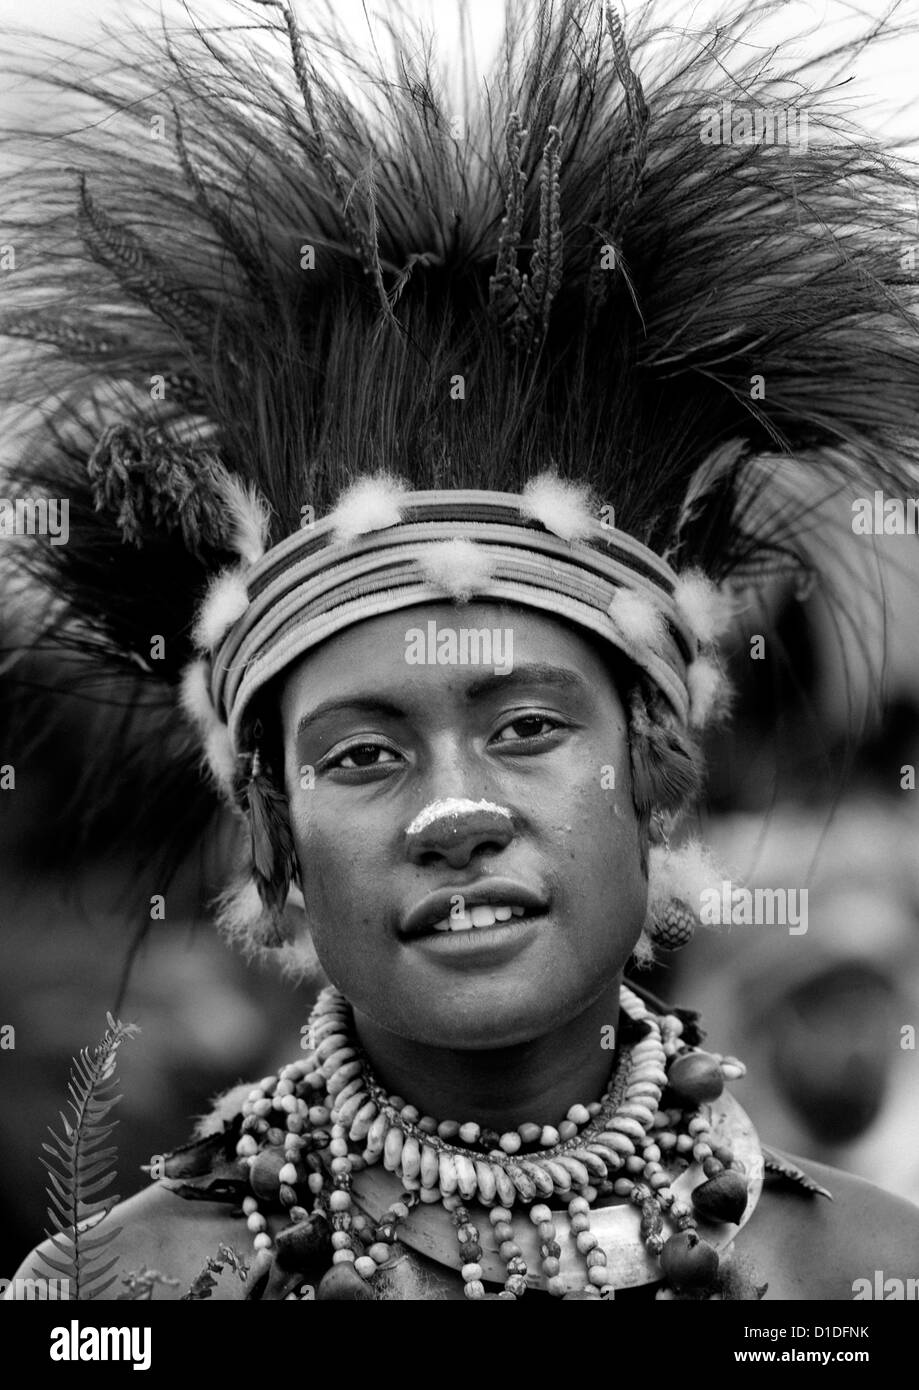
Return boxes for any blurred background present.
[2,0,919,1281]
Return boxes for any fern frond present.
[35,1014,139,1300]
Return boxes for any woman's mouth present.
[430,904,528,932]
[400,878,549,940]
[406,910,544,968]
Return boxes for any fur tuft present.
[204,720,237,796]
[330,474,408,543]
[179,658,217,731]
[647,839,725,926]
[215,875,306,961]
[630,928,657,970]
[638,836,729,965]
[607,588,665,649]
[193,1082,255,1138]
[217,475,271,566]
[674,570,734,647]
[687,656,727,728]
[520,474,594,541]
[181,657,238,798]
[416,539,494,601]
[273,934,321,984]
[214,875,264,943]
[193,569,250,651]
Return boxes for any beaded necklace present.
[234,984,754,1300]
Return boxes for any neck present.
[352,977,623,1132]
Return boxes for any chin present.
[408,1009,550,1052]
[392,985,594,1052]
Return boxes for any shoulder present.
[4,1182,253,1302]
[742,1150,919,1300]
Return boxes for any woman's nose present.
[404,799,515,869]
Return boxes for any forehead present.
[278,601,623,715]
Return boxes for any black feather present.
[1,0,918,872]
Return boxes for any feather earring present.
[223,742,298,950]
[247,748,296,912]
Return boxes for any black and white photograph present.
[1,0,918,1354]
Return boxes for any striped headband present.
[181,475,731,798]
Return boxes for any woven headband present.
[182,477,730,798]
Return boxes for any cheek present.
[560,735,641,854]
[288,804,377,977]
[551,751,647,936]
[288,793,366,904]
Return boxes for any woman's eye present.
[331,743,400,769]
[493,716,561,743]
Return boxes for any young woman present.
[3,0,919,1299]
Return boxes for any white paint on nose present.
[405,797,512,836]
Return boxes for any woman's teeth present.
[432,904,526,932]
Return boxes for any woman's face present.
[279,602,647,1049]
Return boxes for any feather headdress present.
[2,0,918,951]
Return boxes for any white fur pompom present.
[179,658,216,732]
[674,570,734,647]
[215,876,265,947]
[630,928,657,970]
[204,720,237,796]
[329,473,408,543]
[180,659,236,795]
[218,475,271,566]
[520,474,594,541]
[214,878,313,972]
[193,569,250,651]
[416,538,494,601]
[193,1083,256,1138]
[607,587,665,649]
[647,839,723,919]
[687,656,725,728]
[274,935,320,984]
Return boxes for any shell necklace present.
[235,983,759,1300]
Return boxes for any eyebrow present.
[294,663,589,736]
[465,663,589,701]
